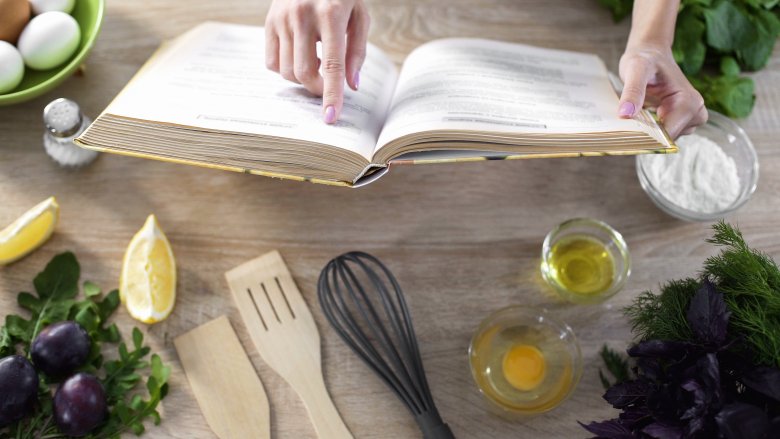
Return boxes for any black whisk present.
[318,251,455,439]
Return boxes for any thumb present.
[618,56,652,118]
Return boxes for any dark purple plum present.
[0,355,39,427]
[31,321,90,378]
[53,372,107,436]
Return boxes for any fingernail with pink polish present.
[619,102,635,117]
[353,71,360,90]
[324,105,336,124]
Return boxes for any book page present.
[375,38,659,152]
[106,22,398,161]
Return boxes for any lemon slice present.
[120,215,176,324]
[0,197,59,265]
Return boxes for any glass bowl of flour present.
[636,110,759,222]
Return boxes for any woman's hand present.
[618,45,707,139]
[265,0,370,124]
[619,0,706,139]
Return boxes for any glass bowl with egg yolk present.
[469,306,582,415]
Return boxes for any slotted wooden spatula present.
[174,315,270,439]
[225,250,353,439]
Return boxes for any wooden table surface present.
[1,1,779,438]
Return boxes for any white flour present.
[641,134,741,213]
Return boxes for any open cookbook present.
[76,22,676,187]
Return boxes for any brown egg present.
[0,0,31,44]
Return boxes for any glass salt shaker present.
[42,98,99,168]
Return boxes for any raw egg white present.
[18,11,80,70]
[0,41,24,94]
[29,0,75,15]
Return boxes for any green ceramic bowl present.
[0,0,105,106]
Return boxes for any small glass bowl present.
[636,110,759,222]
[468,306,582,416]
[540,218,630,304]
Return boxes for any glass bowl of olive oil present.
[540,218,630,304]
[469,306,582,415]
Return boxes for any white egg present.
[18,11,81,71]
[29,0,75,14]
[0,41,24,94]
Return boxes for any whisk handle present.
[423,423,455,439]
[418,413,456,439]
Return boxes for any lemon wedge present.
[0,197,59,265]
[120,215,176,324]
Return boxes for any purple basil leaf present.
[680,354,722,432]
[741,366,780,402]
[604,380,650,409]
[681,379,705,419]
[715,402,769,439]
[699,353,722,404]
[770,417,780,439]
[578,420,636,439]
[684,416,706,437]
[642,422,683,439]
[628,340,697,359]
[647,385,679,423]
[636,357,661,381]
[686,279,730,346]
[680,380,707,435]
[680,378,702,396]
[619,406,651,429]
[665,359,698,384]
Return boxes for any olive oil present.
[547,235,615,296]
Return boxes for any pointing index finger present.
[319,6,348,124]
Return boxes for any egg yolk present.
[502,344,546,391]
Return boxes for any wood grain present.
[225,251,353,439]
[0,0,779,438]
[173,315,270,439]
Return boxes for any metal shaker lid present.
[43,98,83,138]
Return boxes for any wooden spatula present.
[174,315,270,439]
[225,250,353,439]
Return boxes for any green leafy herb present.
[703,1,755,52]
[624,222,780,367]
[0,252,170,439]
[9,252,81,347]
[598,0,634,22]
[95,335,170,438]
[583,282,780,439]
[704,221,780,365]
[673,7,708,75]
[0,326,11,358]
[720,56,741,77]
[598,345,631,390]
[598,0,780,118]
[690,65,756,118]
[625,278,698,342]
[737,6,780,70]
